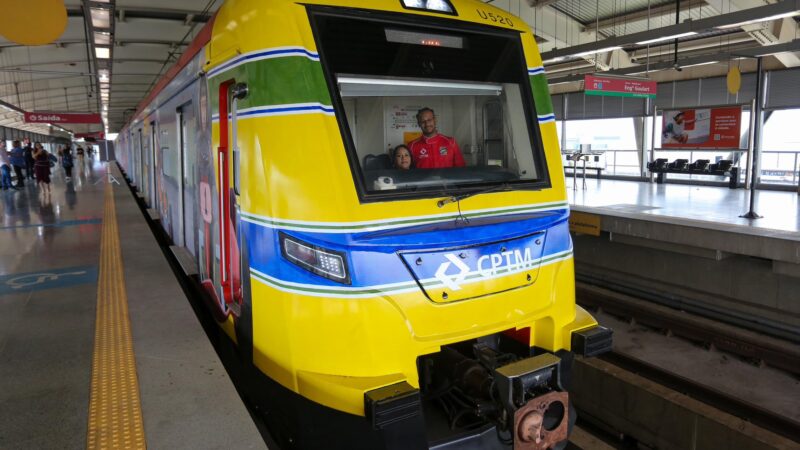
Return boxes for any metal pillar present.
[740,57,764,219]
[649,106,658,182]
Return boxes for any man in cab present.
[408,107,465,169]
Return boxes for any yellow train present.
[117,0,611,448]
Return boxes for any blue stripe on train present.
[241,209,573,289]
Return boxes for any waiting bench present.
[647,159,740,189]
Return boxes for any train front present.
[212,0,612,448]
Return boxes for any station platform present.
[566,178,800,342]
[0,158,265,449]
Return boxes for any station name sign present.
[584,75,657,99]
[24,112,102,124]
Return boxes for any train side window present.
[312,11,550,201]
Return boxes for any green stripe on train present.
[208,57,331,111]
[529,74,553,117]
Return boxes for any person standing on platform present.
[407,107,465,169]
[32,142,51,196]
[23,138,35,180]
[0,143,13,190]
[9,140,25,188]
[62,146,74,181]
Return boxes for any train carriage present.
[116,0,612,448]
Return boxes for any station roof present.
[0,0,797,136]
[0,0,217,137]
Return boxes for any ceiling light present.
[98,70,110,82]
[636,32,698,45]
[95,47,110,59]
[716,11,800,29]
[94,31,111,45]
[90,7,111,29]
[543,56,567,64]
[680,61,719,68]
[572,46,622,58]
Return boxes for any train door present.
[150,121,158,211]
[212,80,247,313]
[179,101,198,256]
[137,128,144,192]
[176,103,194,248]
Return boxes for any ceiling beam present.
[547,38,800,82]
[582,0,709,33]
[540,0,800,63]
[525,0,561,8]
[705,0,800,67]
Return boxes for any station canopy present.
[0,0,797,137]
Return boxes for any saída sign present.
[24,112,102,124]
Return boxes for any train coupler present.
[494,353,570,449]
[513,391,569,450]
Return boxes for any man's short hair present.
[12,140,20,148]
[673,112,684,120]
[416,107,435,122]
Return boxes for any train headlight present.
[280,233,350,284]
[401,0,455,14]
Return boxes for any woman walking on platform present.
[32,142,52,196]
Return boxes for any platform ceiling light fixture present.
[716,11,800,29]
[90,7,111,29]
[636,32,698,45]
[400,0,455,14]
[95,47,110,59]
[542,56,567,64]
[681,60,720,68]
[98,69,109,82]
[571,46,622,58]
[94,31,110,45]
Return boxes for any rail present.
[576,282,800,376]
[600,351,800,443]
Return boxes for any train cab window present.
[312,12,550,200]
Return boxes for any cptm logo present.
[434,247,537,291]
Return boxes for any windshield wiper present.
[436,183,511,208]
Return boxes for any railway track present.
[573,282,800,449]
[571,352,799,450]
[601,351,800,443]
[576,282,800,376]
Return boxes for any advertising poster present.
[661,106,742,149]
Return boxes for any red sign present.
[584,74,656,98]
[24,111,102,124]
[75,132,105,140]
[661,107,742,149]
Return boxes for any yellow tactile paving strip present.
[87,183,146,449]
